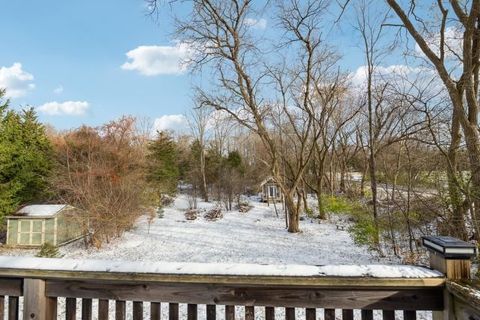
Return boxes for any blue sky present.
[0,1,195,130]
[0,1,400,132]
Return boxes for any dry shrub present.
[51,117,150,248]
[236,203,253,213]
[185,209,199,220]
[160,194,175,207]
[204,207,223,221]
[402,251,421,265]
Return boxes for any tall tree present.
[146,131,180,198]
[0,89,53,225]
[189,107,210,202]
[354,0,390,244]
[385,0,478,240]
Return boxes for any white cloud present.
[244,18,267,30]
[153,114,188,134]
[350,64,427,86]
[0,63,35,98]
[121,42,192,76]
[416,26,462,58]
[53,85,64,95]
[37,101,89,116]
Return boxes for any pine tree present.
[146,131,180,198]
[0,89,53,226]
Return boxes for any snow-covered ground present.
[59,195,392,265]
[1,195,436,320]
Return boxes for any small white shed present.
[260,177,282,203]
[6,204,84,247]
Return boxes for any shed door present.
[269,186,277,197]
[31,220,43,245]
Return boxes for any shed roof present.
[260,176,277,187]
[15,204,69,217]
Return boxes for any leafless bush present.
[160,194,175,207]
[236,202,253,213]
[204,207,223,221]
[51,116,150,248]
[185,209,200,221]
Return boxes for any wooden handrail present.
[0,256,448,320]
[0,256,444,287]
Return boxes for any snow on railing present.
[1,236,479,319]
[0,256,443,278]
[0,256,447,320]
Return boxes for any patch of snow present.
[15,204,68,217]
[316,264,441,278]
[54,195,398,266]
[0,256,441,278]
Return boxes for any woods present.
[145,0,480,259]
[1,0,480,262]
[7,2,480,319]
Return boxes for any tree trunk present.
[446,112,468,240]
[200,148,208,202]
[284,192,300,233]
[302,189,309,214]
[316,178,327,219]
[339,159,346,194]
[368,149,380,245]
[366,56,380,246]
[463,122,480,239]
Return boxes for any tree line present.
[0,93,256,247]
[2,0,480,261]
[141,0,480,259]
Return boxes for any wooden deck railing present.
[0,256,447,320]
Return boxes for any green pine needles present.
[0,89,54,228]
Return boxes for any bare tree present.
[145,0,336,232]
[385,0,478,240]
[304,85,357,219]
[188,106,210,202]
[354,0,390,244]
[52,117,149,248]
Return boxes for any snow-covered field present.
[1,195,435,320]
[59,195,391,265]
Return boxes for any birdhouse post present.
[423,236,477,320]
[423,236,476,280]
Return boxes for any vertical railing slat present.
[245,306,254,320]
[285,307,295,320]
[0,296,4,320]
[361,310,373,320]
[169,303,179,320]
[403,310,416,320]
[47,297,58,320]
[206,304,216,320]
[133,301,143,320]
[382,310,394,320]
[98,299,109,320]
[305,308,316,320]
[225,305,235,320]
[81,298,92,320]
[8,296,19,320]
[115,301,126,320]
[151,302,161,320]
[342,309,353,320]
[187,304,197,320]
[65,298,76,320]
[265,307,275,320]
[324,309,335,320]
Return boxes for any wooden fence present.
[0,257,448,320]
